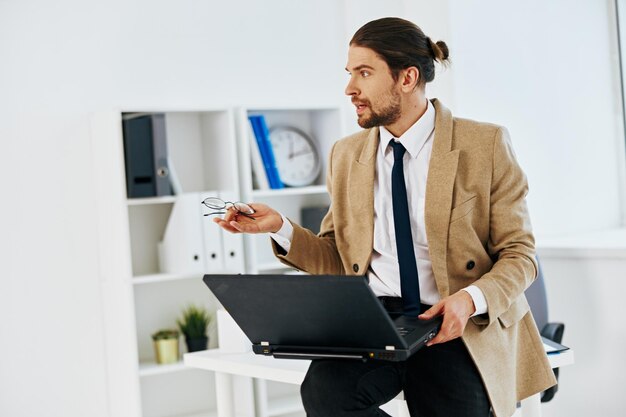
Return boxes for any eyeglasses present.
[201,197,256,220]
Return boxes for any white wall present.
[447,0,625,237]
[1,0,624,416]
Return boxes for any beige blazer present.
[272,99,556,417]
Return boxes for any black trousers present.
[300,299,490,417]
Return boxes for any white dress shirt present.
[270,99,487,315]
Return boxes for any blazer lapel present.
[349,128,378,264]
[426,99,459,298]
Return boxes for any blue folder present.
[248,115,284,189]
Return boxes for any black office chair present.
[525,258,565,402]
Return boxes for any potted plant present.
[177,304,212,352]
[152,329,179,364]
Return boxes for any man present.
[214,17,556,417]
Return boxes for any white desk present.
[184,348,574,417]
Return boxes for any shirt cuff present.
[461,285,488,317]
[269,214,293,253]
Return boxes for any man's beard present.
[357,89,402,129]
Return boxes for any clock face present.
[269,126,322,187]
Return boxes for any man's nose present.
[345,78,358,96]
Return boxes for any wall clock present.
[269,126,322,187]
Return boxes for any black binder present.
[122,113,172,198]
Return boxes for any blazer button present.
[466,260,476,270]
[353,264,359,273]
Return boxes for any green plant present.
[151,329,179,341]
[177,304,212,339]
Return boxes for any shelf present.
[252,185,327,198]
[246,105,340,112]
[267,394,304,416]
[139,360,191,377]
[174,410,218,417]
[127,196,178,205]
[132,273,202,285]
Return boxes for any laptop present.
[542,337,569,354]
[203,274,442,362]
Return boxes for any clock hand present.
[288,139,295,159]
[291,149,313,158]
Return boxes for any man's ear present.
[400,66,420,92]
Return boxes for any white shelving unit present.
[92,105,343,417]
[132,272,201,285]
[251,185,327,198]
[128,196,179,206]
[138,361,189,377]
[92,108,246,417]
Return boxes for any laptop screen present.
[204,274,407,349]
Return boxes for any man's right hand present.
[212,202,283,234]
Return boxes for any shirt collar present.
[379,99,435,159]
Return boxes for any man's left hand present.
[419,291,476,347]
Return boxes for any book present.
[247,122,270,190]
[248,115,284,189]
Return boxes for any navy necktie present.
[389,140,421,315]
